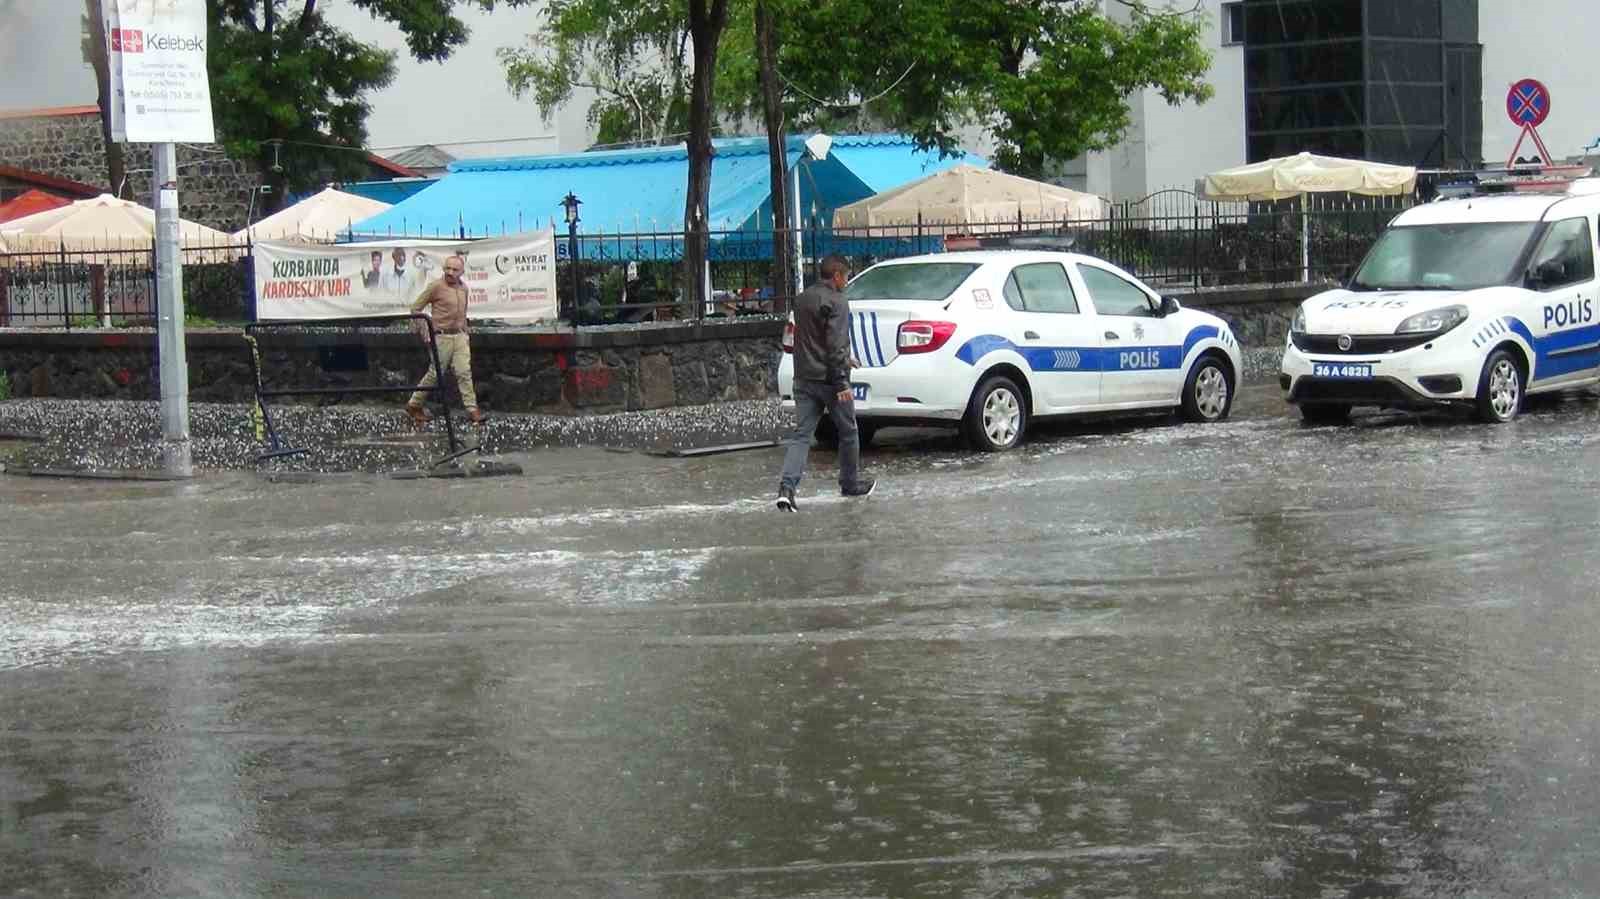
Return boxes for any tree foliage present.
[83,1,530,211]
[500,0,1210,178]
[776,0,1214,177]
[499,0,756,148]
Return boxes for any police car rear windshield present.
[1351,222,1540,291]
[848,262,980,301]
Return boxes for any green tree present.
[776,0,1214,178]
[86,1,532,213]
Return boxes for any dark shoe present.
[776,485,798,511]
[405,402,431,426]
[467,406,487,425]
[841,478,876,498]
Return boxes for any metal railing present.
[0,190,1411,329]
[0,237,252,328]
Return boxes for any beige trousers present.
[409,332,478,409]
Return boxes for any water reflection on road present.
[6,388,1600,896]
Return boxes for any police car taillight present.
[898,320,957,354]
[782,320,794,353]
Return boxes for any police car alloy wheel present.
[965,376,1026,451]
[1475,349,1524,423]
[1180,355,1233,423]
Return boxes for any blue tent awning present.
[347,133,984,258]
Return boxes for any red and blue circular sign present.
[1506,78,1550,127]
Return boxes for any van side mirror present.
[1529,259,1567,289]
[1158,295,1180,317]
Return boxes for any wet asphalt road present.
[6,385,1600,896]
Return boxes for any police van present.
[1281,179,1600,423]
[779,249,1243,451]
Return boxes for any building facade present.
[1069,0,1597,201]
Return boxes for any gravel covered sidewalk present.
[0,398,792,475]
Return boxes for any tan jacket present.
[409,278,469,333]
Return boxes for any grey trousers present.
[779,379,860,491]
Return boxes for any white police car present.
[1281,185,1600,423]
[778,250,1243,451]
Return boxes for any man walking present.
[404,254,485,426]
[775,254,875,510]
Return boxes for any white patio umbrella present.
[1199,152,1418,281]
[833,164,1108,234]
[0,193,240,265]
[232,186,391,244]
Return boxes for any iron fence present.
[0,190,1410,329]
[0,239,253,328]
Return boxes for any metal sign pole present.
[153,143,192,476]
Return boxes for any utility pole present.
[153,144,192,475]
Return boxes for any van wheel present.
[1180,354,1234,422]
[963,375,1027,451]
[1475,348,1524,423]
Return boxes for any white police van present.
[778,250,1243,451]
[1281,182,1600,423]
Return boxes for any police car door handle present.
[1104,331,1120,340]
[1024,330,1040,340]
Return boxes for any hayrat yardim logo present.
[110,29,144,53]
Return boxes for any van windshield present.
[848,262,979,301]
[1351,222,1540,291]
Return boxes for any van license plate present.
[1313,363,1371,378]
[851,383,869,401]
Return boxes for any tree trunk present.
[683,0,729,315]
[755,0,791,313]
[84,0,127,197]
[258,0,288,215]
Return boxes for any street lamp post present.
[560,192,582,324]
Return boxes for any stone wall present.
[0,285,1328,411]
[0,110,260,232]
[0,319,785,414]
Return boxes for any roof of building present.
[0,165,104,198]
[386,145,457,170]
[348,133,985,250]
[0,105,101,121]
[363,152,424,179]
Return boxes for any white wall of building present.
[1478,0,1599,165]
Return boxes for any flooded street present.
[6,386,1600,896]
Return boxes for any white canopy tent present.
[0,193,240,265]
[1199,152,1418,281]
[233,187,392,244]
[833,163,1108,233]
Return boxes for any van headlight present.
[1396,305,1467,335]
[1291,307,1306,333]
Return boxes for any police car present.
[778,250,1243,451]
[1281,183,1600,424]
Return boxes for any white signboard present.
[253,231,559,322]
[103,0,216,143]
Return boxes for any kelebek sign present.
[103,0,216,143]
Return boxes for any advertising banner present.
[102,0,216,143]
[253,230,559,322]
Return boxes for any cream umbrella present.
[1199,152,1417,281]
[833,164,1108,234]
[232,186,391,244]
[0,193,241,265]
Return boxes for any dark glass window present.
[1368,85,1444,126]
[1246,42,1364,89]
[1243,0,1362,44]
[1248,87,1365,131]
[1009,263,1080,314]
[1369,1,1442,38]
[1441,0,1477,43]
[1249,129,1366,161]
[1528,218,1596,289]
[1368,40,1443,83]
[1365,128,1441,165]
[1222,2,1245,45]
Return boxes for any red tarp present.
[0,189,71,224]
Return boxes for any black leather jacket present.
[790,279,852,391]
